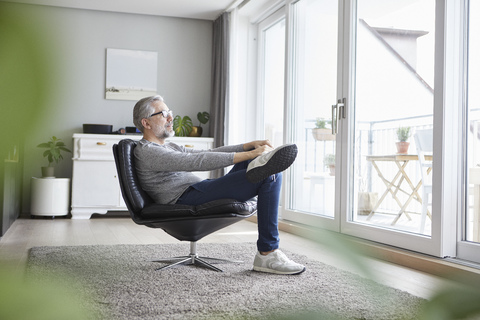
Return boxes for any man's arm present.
[136,141,235,172]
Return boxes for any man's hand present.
[234,140,274,164]
[249,144,272,158]
[243,140,273,151]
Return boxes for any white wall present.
[1,2,213,213]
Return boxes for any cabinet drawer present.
[72,135,212,160]
[73,137,118,160]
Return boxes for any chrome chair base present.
[152,242,242,272]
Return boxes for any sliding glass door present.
[251,0,469,260]
[279,0,445,254]
[349,0,435,234]
[339,0,449,256]
[282,0,340,229]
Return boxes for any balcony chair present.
[112,139,257,272]
[414,129,433,233]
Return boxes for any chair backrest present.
[414,129,433,154]
[113,139,154,219]
[414,129,433,185]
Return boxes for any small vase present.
[189,126,203,137]
[41,166,55,178]
[396,141,410,154]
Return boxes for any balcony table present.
[366,154,432,225]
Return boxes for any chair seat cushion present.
[140,198,257,220]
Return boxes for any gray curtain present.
[210,12,230,178]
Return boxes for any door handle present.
[331,98,346,135]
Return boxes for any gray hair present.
[133,95,164,133]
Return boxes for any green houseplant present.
[312,118,334,141]
[37,136,72,178]
[396,126,411,154]
[324,153,336,176]
[173,115,193,137]
[315,118,330,129]
[189,111,210,137]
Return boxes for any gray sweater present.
[134,139,244,204]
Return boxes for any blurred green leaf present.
[420,284,480,320]
[173,115,193,136]
[0,266,94,320]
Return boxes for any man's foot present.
[246,144,298,183]
[253,250,306,275]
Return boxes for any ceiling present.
[1,0,243,20]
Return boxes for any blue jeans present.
[176,161,282,252]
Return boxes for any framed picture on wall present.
[105,48,158,101]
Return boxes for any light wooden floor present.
[0,216,457,300]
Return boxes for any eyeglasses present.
[148,110,173,118]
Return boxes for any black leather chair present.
[112,139,257,271]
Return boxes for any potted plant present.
[37,136,72,178]
[173,115,193,137]
[324,153,336,176]
[312,118,334,141]
[189,111,210,137]
[396,126,411,154]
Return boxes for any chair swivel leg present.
[152,242,242,272]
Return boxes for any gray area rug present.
[26,243,425,320]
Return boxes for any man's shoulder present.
[136,138,153,151]
[135,139,159,156]
[136,139,181,154]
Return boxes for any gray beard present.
[161,128,175,139]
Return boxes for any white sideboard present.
[71,133,214,219]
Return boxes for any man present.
[133,95,305,275]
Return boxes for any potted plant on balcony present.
[324,153,336,176]
[173,115,193,137]
[396,126,411,154]
[189,111,210,137]
[37,136,72,178]
[312,118,335,141]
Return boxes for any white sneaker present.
[253,250,306,275]
[246,144,298,183]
